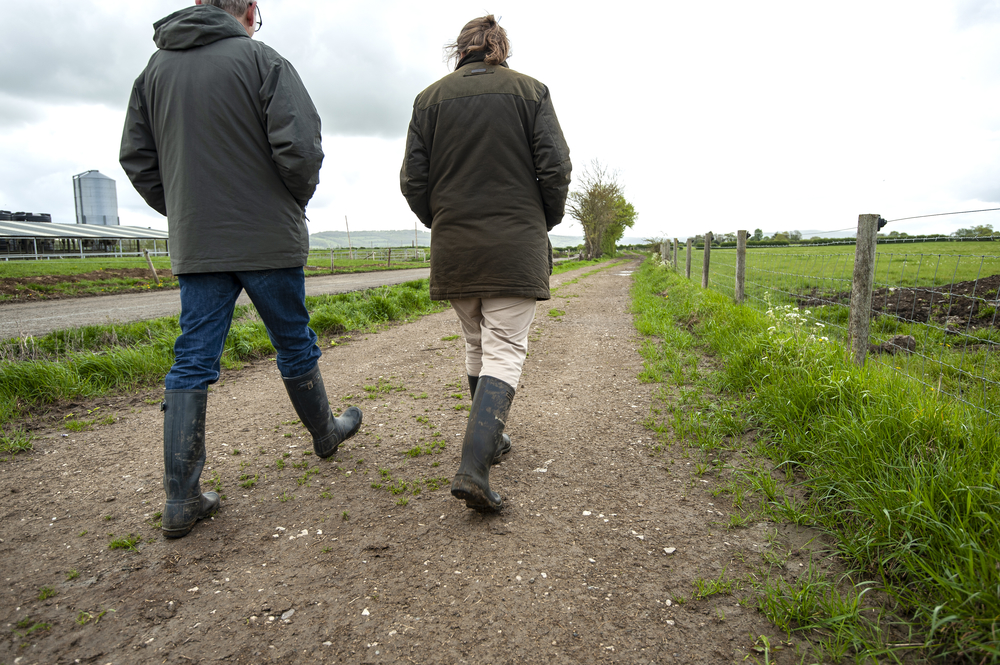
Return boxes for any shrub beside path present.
[0,258,808,664]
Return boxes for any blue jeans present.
[165,268,322,391]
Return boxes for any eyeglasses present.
[252,1,262,33]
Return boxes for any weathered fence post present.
[660,241,667,262]
[345,215,354,260]
[701,232,712,289]
[849,214,880,366]
[685,238,693,279]
[330,250,335,272]
[673,238,678,270]
[387,247,392,268]
[735,230,746,303]
[143,249,160,285]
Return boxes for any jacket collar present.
[456,50,509,70]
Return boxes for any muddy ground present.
[0,269,178,302]
[797,273,1000,331]
[0,258,835,664]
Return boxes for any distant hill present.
[309,229,589,249]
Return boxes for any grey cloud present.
[254,2,448,138]
[1,1,445,139]
[0,3,174,109]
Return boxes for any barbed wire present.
[700,207,1000,240]
[886,207,1000,223]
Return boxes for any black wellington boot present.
[282,364,362,458]
[451,375,515,511]
[468,375,511,464]
[162,390,220,539]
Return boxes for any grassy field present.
[698,240,1000,291]
[0,253,431,301]
[633,259,1000,661]
[0,256,174,278]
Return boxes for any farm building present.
[72,170,119,226]
[0,220,168,260]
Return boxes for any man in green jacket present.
[120,0,362,539]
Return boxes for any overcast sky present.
[2,0,1000,240]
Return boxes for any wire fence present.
[307,247,428,267]
[660,222,1000,417]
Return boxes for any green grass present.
[633,258,1000,660]
[551,258,611,275]
[108,534,141,552]
[0,279,445,424]
[0,428,33,459]
[0,256,173,278]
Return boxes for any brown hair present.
[447,15,510,67]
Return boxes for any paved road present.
[0,268,430,338]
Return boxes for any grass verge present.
[632,258,1000,661]
[0,279,446,426]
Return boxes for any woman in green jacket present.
[401,15,572,511]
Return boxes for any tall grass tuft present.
[632,259,1000,660]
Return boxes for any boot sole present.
[451,475,502,512]
[162,524,195,539]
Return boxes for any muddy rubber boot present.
[451,375,515,511]
[468,375,511,464]
[161,390,220,539]
[282,364,362,458]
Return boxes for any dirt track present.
[0,259,818,664]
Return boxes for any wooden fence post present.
[673,238,678,270]
[330,250,335,272]
[701,232,712,288]
[849,214,880,366]
[387,248,392,268]
[143,249,160,285]
[735,230,746,302]
[685,238,693,279]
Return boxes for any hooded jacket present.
[400,52,572,301]
[120,5,323,274]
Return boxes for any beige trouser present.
[450,297,537,389]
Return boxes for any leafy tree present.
[568,160,636,259]
[953,224,994,238]
[788,230,802,242]
[771,231,790,242]
[752,229,763,241]
[599,196,637,257]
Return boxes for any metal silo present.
[72,170,119,225]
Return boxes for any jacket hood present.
[153,5,248,51]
